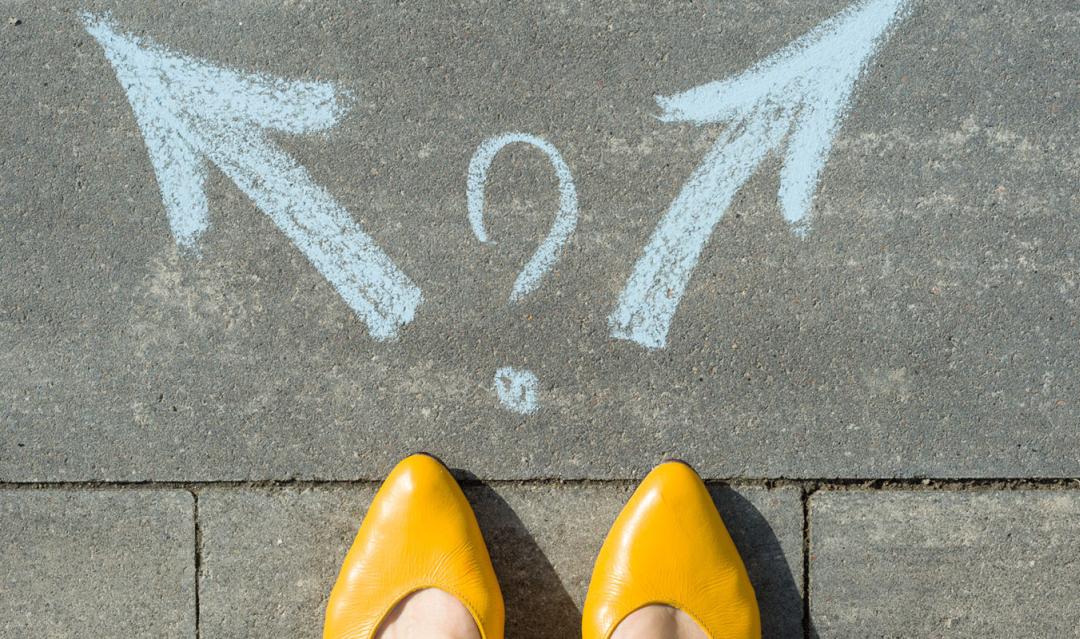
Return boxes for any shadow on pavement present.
[453,470,813,639]
[709,484,817,639]
[464,481,581,639]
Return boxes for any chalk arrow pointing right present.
[82,13,422,341]
[610,0,913,349]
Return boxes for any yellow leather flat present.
[582,461,760,639]
[323,454,504,639]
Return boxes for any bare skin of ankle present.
[611,604,710,639]
[374,588,481,639]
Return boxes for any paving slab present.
[199,483,802,638]
[0,489,195,638]
[2,1,1079,481]
[809,489,1080,638]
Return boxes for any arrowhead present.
[81,12,350,247]
[655,0,912,232]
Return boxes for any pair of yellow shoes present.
[324,454,760,639]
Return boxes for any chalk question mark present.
[466,133,579,414]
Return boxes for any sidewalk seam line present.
[192,490,202,639]
[0,478,1077,490]
[802,484,818,639]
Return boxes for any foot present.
[582,461,759,639]
[374,588,482,639]
[324,454,504,639]
[611,605,709,639]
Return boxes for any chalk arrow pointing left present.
[82,13,421,340]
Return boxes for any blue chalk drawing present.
[469,134,578,414]
[82,13,422,341]
[609,0,913,349]
[493,367,540,415]
[467,133,578,303]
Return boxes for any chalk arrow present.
[610,0,912,349]
[82,13,421,341]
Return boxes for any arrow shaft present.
[609,110,790,349]
[209,135,421,340]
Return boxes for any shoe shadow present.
[460,477,581,639]
[450,469,813,639]
[708,485,817,639]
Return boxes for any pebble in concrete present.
[199,483,802,638]
[810,490,1080,637]
[0,490,195,638]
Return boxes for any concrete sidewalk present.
[3,0,1078,481]
[3,482,1078,638]
[2,1,1079,637]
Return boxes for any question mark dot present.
[494,367,539,415]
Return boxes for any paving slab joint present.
[192,490,202,639]
[2,477,1080,490]
[801,485,819,639]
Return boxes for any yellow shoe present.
[323,454,504,639]
[582,461,760,639]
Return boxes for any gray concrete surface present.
[0,490,195,638]
[4,2,1079,637]
[2,1,1079,481]
[198,484,803,639]
[809,489,1080,637]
